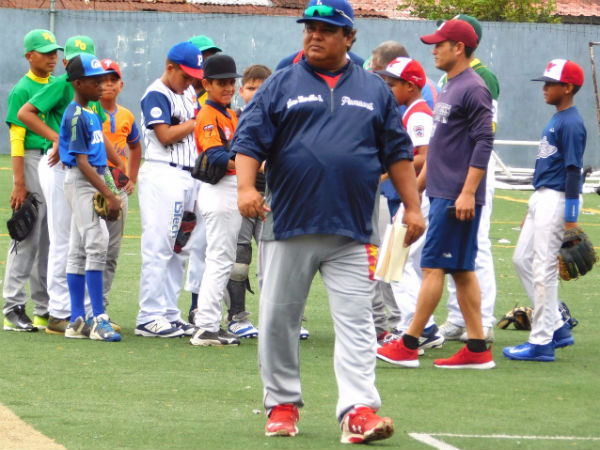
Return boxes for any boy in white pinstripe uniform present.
[135,42,204,338]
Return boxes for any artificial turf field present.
[0,154,599,450]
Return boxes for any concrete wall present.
[2,8,600,167]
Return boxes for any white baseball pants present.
[513,188,568,345]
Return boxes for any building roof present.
[0,0,597,20]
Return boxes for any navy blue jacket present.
[232,58,413,244]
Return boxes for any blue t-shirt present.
[426,68,494,205]
[533,106,586,191]
[233,59,413,245]
[59,101,107,168]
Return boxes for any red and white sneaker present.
[434,345,495,369]
[340,406,394,444]
[265,403,299,437]
[376,337,419,367]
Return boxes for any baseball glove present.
[498,305,533,330]
[558,227,598,280]
[93,192,121,221]
[108,167,130,190]
[7,192,40,242]
[174,211,197,254]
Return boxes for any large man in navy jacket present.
[232,0,425,443]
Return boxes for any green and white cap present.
[23,29,63,55]
[64,35,96,61]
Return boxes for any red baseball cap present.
[376,57,426,88]
[531,59,584,87]
[101,59,122,78]
[421,19,479,49]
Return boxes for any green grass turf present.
[1,154,599,449]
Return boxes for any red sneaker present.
[340,406,394,444]
[265,403,299,437]
[434,345,495,369]
[376,337,419,367]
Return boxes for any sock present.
[85,270,105,317]
[466,338,487,353]
[66,273,86,321]
[190,293,198,312]
[402,334,419,350]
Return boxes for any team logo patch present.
[366,244,378,281]
[150,107,162,119]
[203,124,215,137]
[413,125,425,138]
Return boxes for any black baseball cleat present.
[3,305,38,332]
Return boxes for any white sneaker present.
[459,326,495,343]
[438,321,466,341]
[135,317,184,338]
[228,319,258,338]
[300,326,310,340]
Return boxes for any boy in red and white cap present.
[99,59,141,309]
[505,59,586,362]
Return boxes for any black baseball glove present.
[558,227,598,280]
[7,192,40,241]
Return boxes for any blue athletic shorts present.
[420,197,481,272]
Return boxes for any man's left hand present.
[454,192,475,221]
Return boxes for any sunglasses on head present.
[304,4,354,26]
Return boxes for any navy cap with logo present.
[66,53,112,81]
[297,0,354,29]
[168,41,204,79]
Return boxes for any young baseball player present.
[223,64,272,339]
[377,19,495,369]
[189,54,242,347]
[136,41,204,338]
[374,57,441,353]
[233,0,425,441]
[98,59,141,307]
[59,53,121,341]
[17,35,125,335]
[504,59,586,362]
[3,29,62,332]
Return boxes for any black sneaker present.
[190,328,240,346]
[3,305,38,332]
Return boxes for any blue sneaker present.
[90,314,121,342]
[503,342,554,361]
[553,323,574,348]
[419,324,445,350]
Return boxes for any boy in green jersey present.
[3,29,62,332]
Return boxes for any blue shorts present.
[420,197,481,272]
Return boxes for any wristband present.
[565,197,579,223]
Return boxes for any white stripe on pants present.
[194,175,241,331]
[513,188,566,345]
[259,235,381,421]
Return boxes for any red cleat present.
[340,406,394,444]
[376,337,419,367]
[265,403,299,437]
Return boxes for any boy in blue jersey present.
[504,59,586,362]
[59,54,121,342]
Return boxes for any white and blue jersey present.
[59,101,107,168]
[232,59,414,245]
[533,106,586,191]
[140,80,197,168]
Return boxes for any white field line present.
[410,432,600,450]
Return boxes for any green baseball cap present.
[23,29,63,55]
[454,14,482,43]
[64,35,96,60]
[188,35,222,53]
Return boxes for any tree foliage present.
[399,0,561,23]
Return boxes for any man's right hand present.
[106,193,122,221]
[10,183,27,211]
[238,186,269,221]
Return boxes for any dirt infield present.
[0,403,65,450]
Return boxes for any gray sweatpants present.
[63,167,108,274]
[258,234,381,421]
[2,150,49,316]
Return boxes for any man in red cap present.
[377,19,496,369]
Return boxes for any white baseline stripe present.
[409,433,462,450]
[432,433,600,441]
